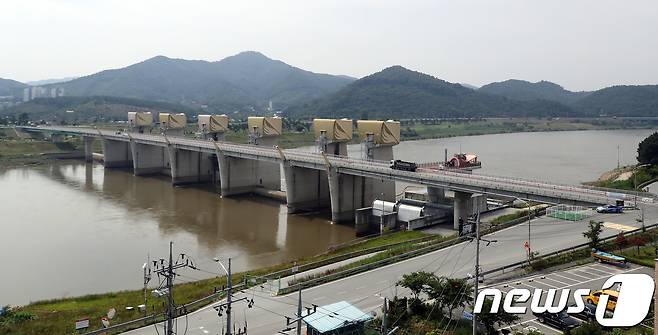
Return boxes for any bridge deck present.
[23,126,656,206]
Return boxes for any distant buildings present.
[23,86,64,102]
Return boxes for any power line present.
[152,242,197,335]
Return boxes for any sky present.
[1,0,657,91]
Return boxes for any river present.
[0,129,654,305]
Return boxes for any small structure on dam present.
[127,111,153,134]
[356,120,400,161]
[247,116,282,146]
[356,198,454,235]
[313,118,352,156]
[159,113,187,136]
[198,114,229,141]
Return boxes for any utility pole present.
[213,258,255,335]
[281,292,317,334]
[472,196,496,335]
[296,287,302,335]
[226,258,232,335]
[152,242,196,335]
[166,243,174,335]
[381,297,388,335]
[472,206,480,335]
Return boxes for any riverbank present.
[0,231,433,335]
[584,164,658,191]
[0,128,82,167]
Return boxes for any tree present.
[571,321,604,335]
[630,235,646,255]
[476,298,520,335]
[17,112,29,126]
[439,278,473,319]
[397,271,433,302]
[637,132,658,165]
[583,220,603,248]
[614,232,627,253]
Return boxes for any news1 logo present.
[474,274,655,327]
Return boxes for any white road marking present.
[530,319,563,334]
[551,273,581,283]
[312,296,326,301]
[583,267,615,276]
[540,276,571,287]
[337,291,347,295]
[564,270,590,280]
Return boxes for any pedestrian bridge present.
[20,126,652,231]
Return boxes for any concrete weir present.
[101,139,132,168]
[83,136,94,163]
[130,142,169,176]
[168,147,214,185]
[282,163,330,213]
[217,152,280,197]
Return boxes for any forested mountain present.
[285,66,573,119]
[0,96,199,123]
[573,85,658,117]
[45,51,354,111]
[0,78,27,97]
[479,79,589,105]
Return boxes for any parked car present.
[567,302,596,321]
[389,159,417,172]
[596,204,623,213]
[587,289,618,311]
[532,310,580,333]
[567,302,613,321]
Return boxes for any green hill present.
[0,96,200,123]
[479,79,589,105]
[0,78,27,98]
[573,85,658,117]
[285,66,574,119]
[46,51,353,111]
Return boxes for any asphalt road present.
[125,207,657,335]
[491,262,654,334]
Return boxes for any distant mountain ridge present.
[26,77,77,86]
[479,79,590,105]
[285,66,573,119]
[0,78,27,97]
[46,51,354,112]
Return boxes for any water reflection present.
[0,163,354,305]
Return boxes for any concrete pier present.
[328,169,385,223]
[427,186,446,204]
[130,142,169,176]
[282,163,330,213]
[83,136,94,163]
[217,152,280,196]
[452,192,488,230]
[101,139,132,168]
[453,191,473,230]
[365,145,396,204]
[168,147,214,185]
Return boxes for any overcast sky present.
[1,0,657,91]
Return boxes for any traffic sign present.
[463,311,473,320]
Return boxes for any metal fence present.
[546,205,593,221]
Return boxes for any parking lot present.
[485,262,654,334]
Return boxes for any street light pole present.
[214,257,233,335]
